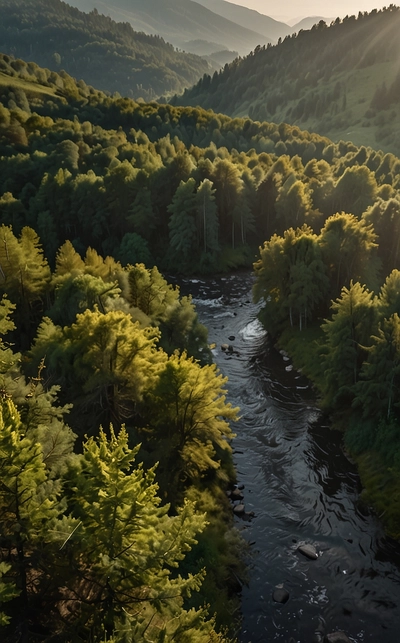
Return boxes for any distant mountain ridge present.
[291,16,334,32]
[194,0,291,42]
[69,0,275,56]
[172,6,400,157]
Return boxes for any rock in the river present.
[297,543,318,560]
[221,344,229,351]
[231,488,244,500]
[227,344,234,353]
[272,584,289,604]
[233,504,245,514]
[324,633,352,643]
[228,335,235,341]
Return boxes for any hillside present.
[0,0,213,100]
[172,6,400,157]
[69,0,272,57]
[3,53,400,547]
[194,0,291,43]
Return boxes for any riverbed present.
[178,271,400,643]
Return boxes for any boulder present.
[221,344,229,351]
[324,633,351,643]
[231,488,244,500]
[233,504,245,515]
[228,335,235,341]
[272,585,289,604]
[297,543,318,560]
[227,344,234,353]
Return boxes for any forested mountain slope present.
[173,6,400,157]
[2,51,400,277]
[69,0,271,56]
[0,0,213,101]
[2,50,400,638]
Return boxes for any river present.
[177,271,400,643]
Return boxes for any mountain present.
[291,16,334,31]
[68,0,271,56]
[172,6,400,157]
[0,0,214,100]
[194,0,292,43]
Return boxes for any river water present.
[178,271,400,643]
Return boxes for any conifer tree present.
[377,269,400,319]
[142,352,238,497]
[319,212,378,297]
[196,179,219,255]
[320,281,377,408]
[353,314,400,420]
[53,239,85,277]
[30,309,166,427]
[127,187,157,239]
[0,397,69,636]
[62,426,225,642]
[168,178,198,262]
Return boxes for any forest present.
[172,5,400,157]
[0,0,213,101]
[2,43,400,638]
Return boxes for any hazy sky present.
[226,1,390,22]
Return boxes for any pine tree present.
[127,187,157,239]
[142,352,238,497]
[196,179,219,255]
[62,426,225,642]
[168,178,198,262]
[320,281,377,408]
[30,309,166,428]
[353,314,400,420]
[0,562,19,626]
[53,239,85,277]
[0,397,69,636]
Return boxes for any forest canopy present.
[3,49,400,637]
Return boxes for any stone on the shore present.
[272,585,289,604]
[233,504,245,514]
[324,633,351,643]
[298,543,318,560]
